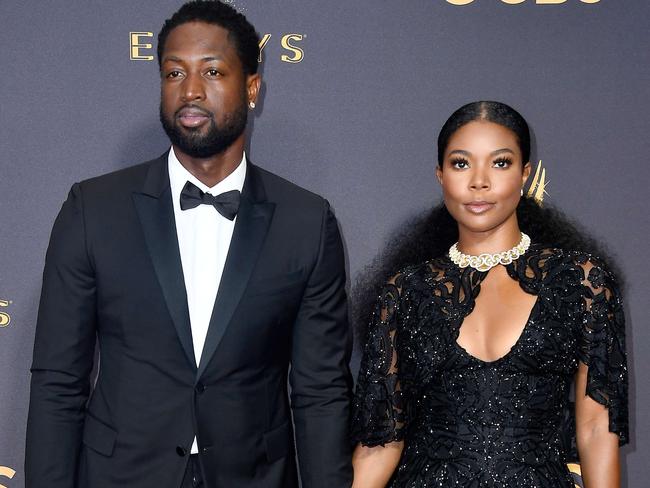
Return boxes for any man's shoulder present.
[252,164,326,209]
[77,155,165,194]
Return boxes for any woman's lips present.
[464,202,495,214]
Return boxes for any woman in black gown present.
[351,101,628,487]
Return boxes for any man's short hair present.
[158,0,260,75]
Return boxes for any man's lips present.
[464,201,495,214]
[176,107,211,128]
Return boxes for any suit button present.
[176,446,188,457]
[195,382,206,394]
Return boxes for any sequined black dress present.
[352,245,628,487]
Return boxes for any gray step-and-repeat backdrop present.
[1,1,648,486]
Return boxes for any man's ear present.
[247,74,261,106]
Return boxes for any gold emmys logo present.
[0,466,16,488]
[447,0,599,5]
[130,32,305,63]
[0,300,11,327]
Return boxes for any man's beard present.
[159,100,248,159]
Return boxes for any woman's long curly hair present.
[353,101,621,345]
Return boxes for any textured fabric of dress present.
[351,245,628,487]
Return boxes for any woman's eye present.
[451,158,469,169]
[493,158,512,168]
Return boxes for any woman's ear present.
[522,161,532,188]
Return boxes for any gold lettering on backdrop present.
[258,33,272,62]
[130,32,154,61]
[0,466,16,488]
[130,31,304,63]
[281,34,305,63]
[0,300,10,327]
[446,0,599,4]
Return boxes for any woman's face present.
[436,120,531,236]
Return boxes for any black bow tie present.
[179,181,241,220]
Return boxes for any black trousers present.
[181,454,204,488]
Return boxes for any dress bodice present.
[352,245,628,487]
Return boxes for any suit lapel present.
[197,163,274,378]
[132,155,197,371]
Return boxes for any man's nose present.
[181,73,205,102]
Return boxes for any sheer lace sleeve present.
[577,257,629,445]
[351,273,409,447]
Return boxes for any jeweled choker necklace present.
[448,232,531,272]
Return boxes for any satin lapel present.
[132,156,196,371]
[197,164,274,378]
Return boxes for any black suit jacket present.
[26,154,353,488]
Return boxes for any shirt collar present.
[168,147,247,202]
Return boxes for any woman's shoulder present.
[528,244,610,269]
[524,244,619,289]
[383,256,452,292]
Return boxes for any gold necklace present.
[449,232,531,272]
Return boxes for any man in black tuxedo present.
[25,2,352,487]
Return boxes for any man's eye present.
[166,70,183,79]
[206,68,220,77]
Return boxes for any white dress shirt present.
[168,147,246,453]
